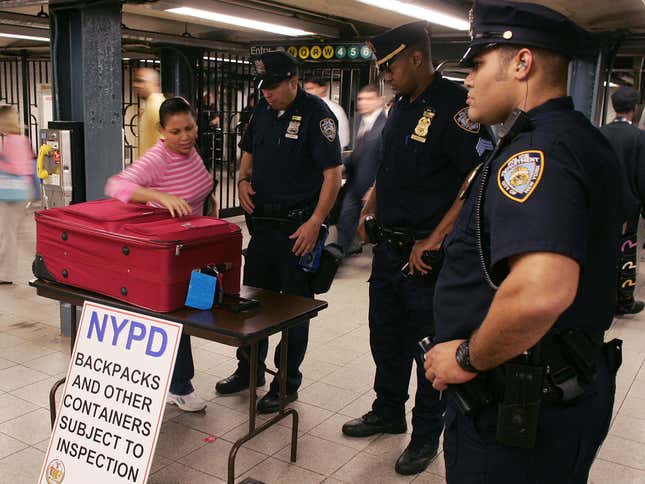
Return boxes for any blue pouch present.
[299,225,329,273]
[185,270,217,310]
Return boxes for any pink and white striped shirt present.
[0,134,34,176]
[105,139,213,215]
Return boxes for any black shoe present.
[342,411,407,438]
[395,441,439,475]
[257,391,298,414]
[616,300,645,316]
[215,372,265,395]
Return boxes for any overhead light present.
[356,0,469,31]
[0,32,49,42]
[166,7,314,36]
[203,56,251,64]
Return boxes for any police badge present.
[286,115,302,139]
[454,107,480,133]
[498,150,544,203]
[320,117,337,142]
[411,108,435,143]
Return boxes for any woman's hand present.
[154,192,191,217]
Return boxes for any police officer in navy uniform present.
[215,51,342,413]
[424,1,622,482]
[341,22,492,475]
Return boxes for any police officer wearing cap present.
[600,86,645,316]
[424,1,622,482]
[215,51,342,413]
[341,21,492,475]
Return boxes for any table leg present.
[227,334,300,483]
[278,329,289,415]
[248,342,258,434]
[49,378,66,428]
[227,409,298,484]
[49,303,77,428]
[69,304,77,354]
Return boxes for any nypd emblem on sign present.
[498,150,544,203]
[320,117,337,143]
[453,107,480,133]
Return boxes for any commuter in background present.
[304,77,351,149]
[134,67,166,156]
[105,97,214,412]
[600,86,645,315]
[337,84,386,255]
[0,105,34,285]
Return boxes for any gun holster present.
[495,363,543,449]
[364,216,380,244]
[603,338,623,375]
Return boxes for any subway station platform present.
[0,206,644,483]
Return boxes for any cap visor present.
[256,76,286,90]
[459,46,478,67]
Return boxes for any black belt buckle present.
[287,207,306,222]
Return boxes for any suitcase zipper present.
[175,243,184,256]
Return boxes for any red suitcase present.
[33,199,242,312]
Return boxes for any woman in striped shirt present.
[106,97,214,412]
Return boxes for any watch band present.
[237,177,251,186]
[456,340,480,373]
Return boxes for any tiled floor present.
[2,205,645,483]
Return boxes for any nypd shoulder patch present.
[320,117,337,143]
[453,107,480,134]
[497,150,544,203]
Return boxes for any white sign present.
[39,302,183,484]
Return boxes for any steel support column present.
[160,45,203,107]
[49,0,123,201]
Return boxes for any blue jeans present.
[169,335,195,395]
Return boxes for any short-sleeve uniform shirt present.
[434,97,622,342]
[376,72,493,232]
[239,88,342,205]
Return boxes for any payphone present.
[38,121,85,208]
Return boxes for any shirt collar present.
[269,88,305,119]
[526,96,574,120]
[401,72,442,108]
[613,117,632,125]
[361,108,383,126]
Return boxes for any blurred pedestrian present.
[0,105,34,284]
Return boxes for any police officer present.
[341,22,492,475]
[215,51,342,413]
[424,1,622,482]
[600,86,645,315]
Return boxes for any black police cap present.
[612,86,640,113]
[254,50,300,89]
[369,21,429,67]
[461,0,589,67]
